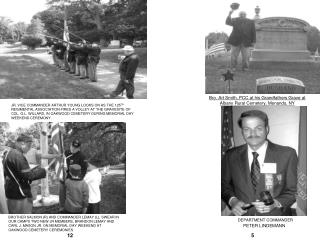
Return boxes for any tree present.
[0,17,11,42]
[27,18,45,38]
[43,0,147,45]
[0,123,10,147]
[102,0,147,42]
[12,123,41,147]
[47,0,109,45]
[22,36,43,50]
[64,122,126,166]
[13,22,28,41]
[206,32,229,48]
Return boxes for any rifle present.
[52,23,89,43]
[40,34,72,44]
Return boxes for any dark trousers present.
[86,202,100,214]
[59,181,66,210]
[111,78,134,99]
[61,209,82,214]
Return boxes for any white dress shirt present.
[247,141,268,171]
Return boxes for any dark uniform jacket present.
[3,146,46,199]
[226,16,256,47]
[221,141,298,216]
[73,45,88,65]
[68,47,76,62]
[64,150,87,180]
[119,53,140,81]
[87,46,101,64]
[55,43,67,60]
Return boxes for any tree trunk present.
[94,14,107,46]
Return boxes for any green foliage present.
[21,36,43,49]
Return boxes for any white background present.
[1,0,319,239]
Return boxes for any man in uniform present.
[68,43,77,74]
[2,134,48,214]
[221,110,298,216]
[51,40,59,67]
[73,41,88,79]
[56,40,67,70]
[107,45,140,99]
[86,43,101,82]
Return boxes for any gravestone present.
[256,76,305,94]
[250,17,314,69]
[109,40,121,48]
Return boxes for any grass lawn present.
[205,53,320,94]
[101,47,147,68]
[32,165,126,214]
[0,55,107,98]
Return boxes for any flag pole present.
[40,122,50,198]
[58,124,66,181]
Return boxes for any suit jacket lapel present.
[264,141,277,164]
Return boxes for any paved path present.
[0,44,147,99]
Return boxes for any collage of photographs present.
[0,0,319,239]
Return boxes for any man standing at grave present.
[221,110,298,216]
[2,134,48,214]
[226,9,256,71]
[106,45,140,99]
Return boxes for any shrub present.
[21,36,42,50]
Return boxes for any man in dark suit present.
[221,110,298,216]
[226,10,256,71]
[107,45,140,99]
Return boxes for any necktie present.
[251,152,260,191]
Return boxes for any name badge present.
[261,163,277,174]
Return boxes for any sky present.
[0,0,48,23]
[203,0,320,35]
